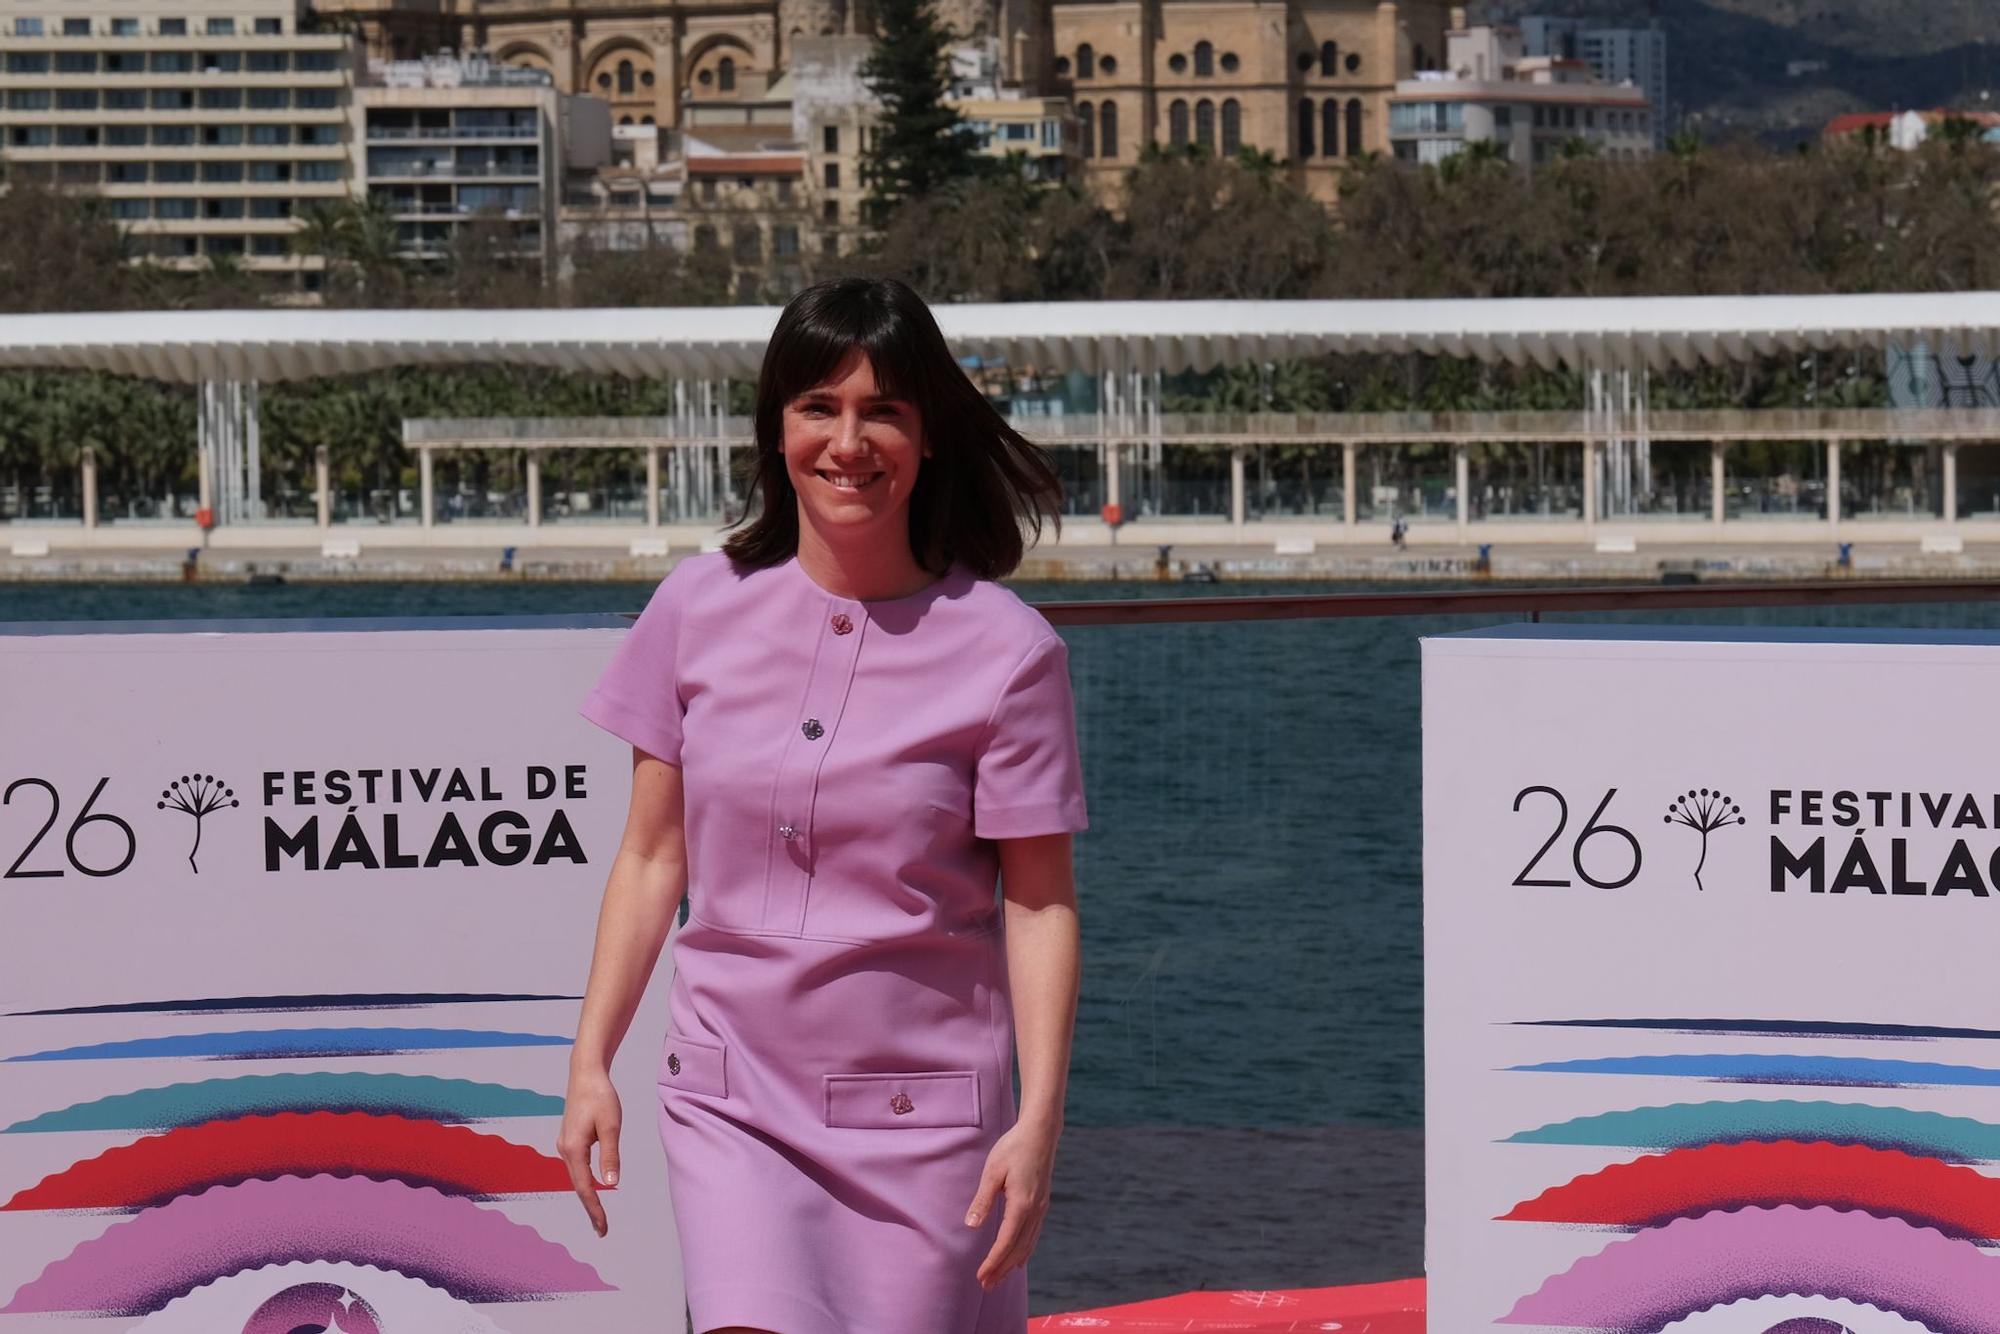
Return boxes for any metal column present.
[197,378,263,525]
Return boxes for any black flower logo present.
[1664,788,1745,891]
[158,773,239,873]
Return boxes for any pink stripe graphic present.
[1504,1205,2000,1331]
[2,1174,612,1316]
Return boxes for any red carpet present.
[1030,1278,1425,1331]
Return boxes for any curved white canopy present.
[0,292,1990,384]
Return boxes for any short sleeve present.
[972,634,1089,840]
[578,562,689,765]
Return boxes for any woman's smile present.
[818,468,885,493]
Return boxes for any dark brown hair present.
[720,277,1065,579]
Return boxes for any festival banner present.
[0,615,678,1334]
[1424,623,2000,1332]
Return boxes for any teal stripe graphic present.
[3,1072,564,1133]
[1507,1099,2000,1163]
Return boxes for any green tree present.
[857,0,990,227]
[0,181,137,312]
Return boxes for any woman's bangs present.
[773,310,921,410]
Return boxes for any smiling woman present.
[724,275,1067,595]
[561,277,1089,1334]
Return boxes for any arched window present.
[1077,42,1094,78]
[1320,40,1336,76]
[1099,99,1118,158]
[1345,97,1363,156]
[1220,98,1240,155]
[617,59,634,94]
[1078,101,1094,158]
[1322,99,1340,155]
[1194,40,1213,77]
[619,114,634,126]
[719,56,735,92]
[1168,98,1189,146]
[1194,98,1215,150]
[1297,97,1314,157]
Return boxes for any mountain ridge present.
[1475,1,2000,143]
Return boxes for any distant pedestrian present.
[1391,516,1408,550]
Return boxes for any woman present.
[559,276,1088,1334]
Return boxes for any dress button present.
[802,718,825,741]
[830,613,853,635]
[667,1052,681,1076]
[890,1091,915,1115]
[779,824,799,840]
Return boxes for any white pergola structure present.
[3,293,1998,548]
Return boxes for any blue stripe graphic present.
[1510,1053,2000,1088]
[5,1027,572,1062]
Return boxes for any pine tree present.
[858,0,992,227]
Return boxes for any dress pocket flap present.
[658,1030,727,1097]
[823,1070,981,1129]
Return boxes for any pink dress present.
[579,549,1088,1334]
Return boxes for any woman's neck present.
[794,529,935,602]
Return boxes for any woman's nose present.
[828,413,869,458]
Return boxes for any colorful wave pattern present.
[1498,1017,2000,1330]
[1,992,611,1325]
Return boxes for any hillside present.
[1475,0,2000,143]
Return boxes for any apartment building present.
[953,41,1068,183]
[1388,23,1652,170]
[791,32,1071,253]
[0,0,355,288]
[355,53,609,274]
[1520,13,1667,149]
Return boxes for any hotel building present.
[0,0,354,289]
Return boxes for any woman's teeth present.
[822,472,881,491]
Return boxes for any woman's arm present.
[970,830,1081,1288]
[1001,832,1081,1130]
[557,747,689,1237]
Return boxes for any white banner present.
[0,617,679,1334]
[1425,624,2000,1332]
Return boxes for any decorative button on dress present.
[578,550,1089,1334]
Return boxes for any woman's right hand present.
[558,1064,622,1237]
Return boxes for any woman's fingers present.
[978,1179,1049,1288]
[991,1202,1045,1287]
[557,1118,609,1237]
[599,1113,622,1188]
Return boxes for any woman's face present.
[781,348,926,542]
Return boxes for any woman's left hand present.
[966,1115,1060,1290]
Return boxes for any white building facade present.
[1520,13,1667,149]
[0,0,355,289]
[355,53,609,275]
[1389,24,1652,170]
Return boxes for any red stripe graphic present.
[1504,1140,2000,1237]
[3,1111,589,1210]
